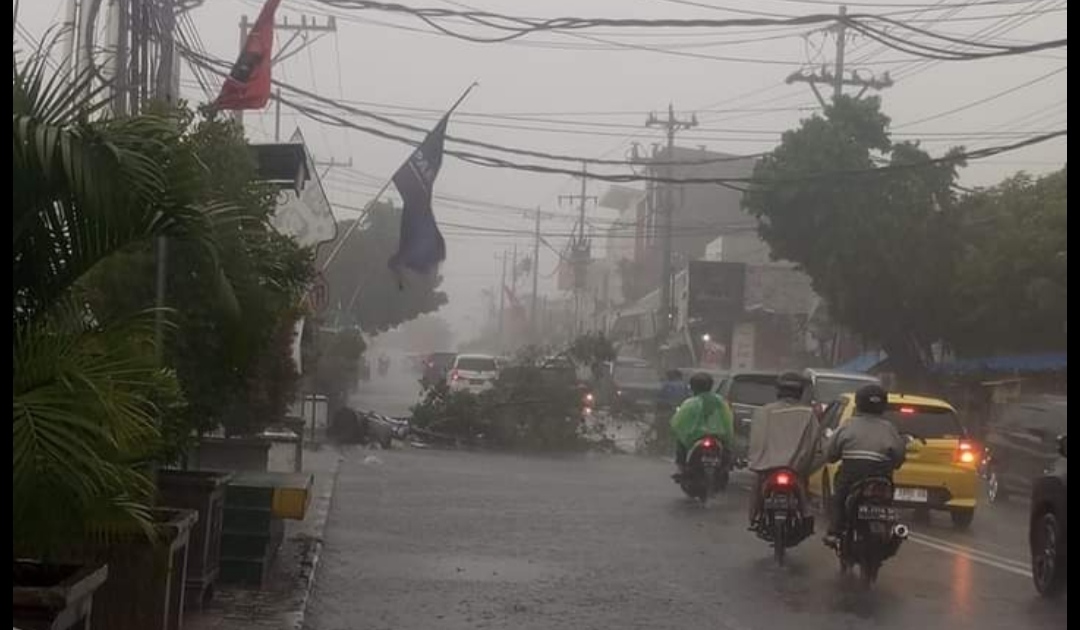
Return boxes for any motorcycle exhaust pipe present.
[892,523,910,540]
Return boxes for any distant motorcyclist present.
[746,372,821,528]
[823,383,907,547]
[658,369,689,416]
[670,372,734,478]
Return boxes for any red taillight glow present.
[956,440,978,464]
[899,406,917,414]
[702,437,716,449]
[773,472,792,486]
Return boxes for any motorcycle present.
[753,468,814,566]
[831,476,908,586]
[377,356,390,377]
[675,434,729,504]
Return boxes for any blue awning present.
[934,352,1067,375]
[834,351,886,373]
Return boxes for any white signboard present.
[731,321,756,370]
[271,128,337,248]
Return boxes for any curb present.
[285,453,344,630]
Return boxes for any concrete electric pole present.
[785,5,893,108]
[645,103,697,342]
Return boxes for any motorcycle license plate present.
[893,487,928,503]
[702,455,719,466]
[857,505,899,521]
[764,495,792,510]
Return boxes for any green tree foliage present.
[949,168,1067,355]
[13,52,227,554]
[319,201,448,334]
[86,109,314,437]
[307,326,368,412]
[743,96,962,379]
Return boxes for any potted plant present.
[13,48,224,629]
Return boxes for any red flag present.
[213,0,282,110]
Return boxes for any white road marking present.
[907,531,1032,578]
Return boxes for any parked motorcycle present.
[674,434,729,504]
[831,476,908,585]
[753,468,814,566]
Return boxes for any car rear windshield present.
[728,375,776,406]
[884,404,964,439]
[614,365,658,383]
[429,353,456,368]
[813,376,878,402]
[457,357,496,372]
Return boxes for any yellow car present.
[809,392,980,529]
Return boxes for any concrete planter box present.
[189,436,271,472]
[13,561,108,630]
[157,471,234,610]
[56,508,198,630]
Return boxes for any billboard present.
[687,260,745,321]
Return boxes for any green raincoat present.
[670,392,734,448]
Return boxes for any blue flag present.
[389,115,449,275]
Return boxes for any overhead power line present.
[278,91,1068,186]
[307,0,1066,58]
[898,64,1067,128]
[176,45,1065,188]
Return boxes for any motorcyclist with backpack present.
[823,383,907,548]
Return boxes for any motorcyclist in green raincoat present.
[670,372,735,477]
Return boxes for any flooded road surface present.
[307,440,1065,629]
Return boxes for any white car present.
[448,354,499,394]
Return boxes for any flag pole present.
[320,178,392,272]
[320,81,478,274]
[446,81,479,116]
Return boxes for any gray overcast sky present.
[17,0,1068,340]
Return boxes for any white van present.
[448,354,500,394]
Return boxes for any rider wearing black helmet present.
[823,383,907,546]
[746,372,821,528]
[669,372,734,478]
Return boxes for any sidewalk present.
[186,445,342,630]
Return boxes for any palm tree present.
[12,50,226,556]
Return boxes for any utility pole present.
[511,244,519,297]
[785,5,893,108]
[833,4,847,102]
[235,13,337,128]
[646,103,697,344]
[530,208,540,335]
[497,250,508,349]
[559,162,597,335]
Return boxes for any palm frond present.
[13,309,164,557]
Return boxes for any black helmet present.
[776,371,806,399]
[689,372,714,395]
[855,384,888,415]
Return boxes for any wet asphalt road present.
[309,361,1067,630]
